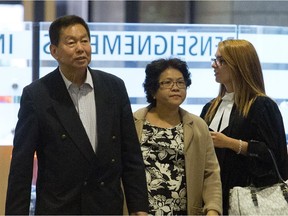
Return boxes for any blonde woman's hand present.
[210,131,231,148]
[210,131,247,154]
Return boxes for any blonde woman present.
[200,39,288,214]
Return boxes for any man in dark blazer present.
[5,15,148,215]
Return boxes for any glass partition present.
[1,23,288,145]
[0,22,33,146]
[39,22,237,114]
[238,25,288,142]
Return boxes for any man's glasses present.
[211,57,225,66]
[159,80,186,89]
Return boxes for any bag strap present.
[267,148,286,183]
[250,148,288,207]
[266,149,288,203]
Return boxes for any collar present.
[59,68,94,89]
[222,92,234,102]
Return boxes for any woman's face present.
[212,48,233,91]
[154,67,187,109]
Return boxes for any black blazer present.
[5,67,148,215]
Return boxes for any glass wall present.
[0,22,33,145]
[1,22,287,146]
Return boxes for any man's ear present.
[50,44,58,60]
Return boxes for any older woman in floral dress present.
[133,58,222,216]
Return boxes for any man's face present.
[50,24,91,73]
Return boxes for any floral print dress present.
[141,120,187,216]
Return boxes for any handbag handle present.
[250,148,288,207]
[267,148,286,183]
[267,148,288,203]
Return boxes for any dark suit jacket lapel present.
[48,69,95,163]
[90,69,115,160]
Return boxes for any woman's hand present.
[210,131,248,154]
[210,131,230,148]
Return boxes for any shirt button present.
[61,134,67,140]
[100,182,105,186]
[111,158,115,163]
[83,181,88,186]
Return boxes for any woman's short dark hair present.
[143,58,192,107]
[49,15,90,46]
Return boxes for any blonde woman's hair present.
[204,39,266,123]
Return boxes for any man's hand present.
[207,209,219,216]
